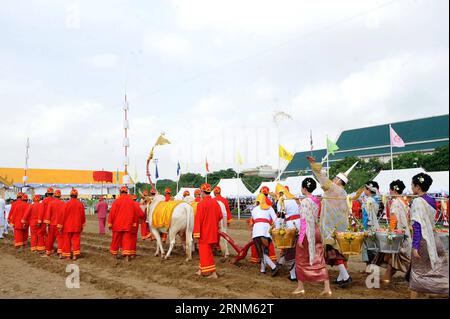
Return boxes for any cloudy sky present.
[0,0,448,182]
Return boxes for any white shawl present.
[300,197,319,266]
[410,197,438,269]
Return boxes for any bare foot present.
[205,272,218,279]
[196,270,202,276]
[320,290,332,297]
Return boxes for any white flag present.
[390,125,405,147]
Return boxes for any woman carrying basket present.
[372,180,411,284]
[292,178,332,296]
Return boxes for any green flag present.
[326,136,339,155]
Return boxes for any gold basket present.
[335,232,366,255]
[271,228,298,249]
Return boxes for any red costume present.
[22,195,45,252]
[193,184,223,275]
[8,195,30,248]
[108,187,145,257]
[248,218,277,263]
[96,197,108,235]
[44,191,65,256]
[214,187,232,224]
[58,191,85,258]
[352,200,362,220]
[138,202,152,240]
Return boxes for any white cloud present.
[86,54,119,68]
[171,0,391,34]
[142,33,192,57]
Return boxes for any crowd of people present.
[248,156,448,298]
[0,156,449,298]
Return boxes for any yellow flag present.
[236,151,244,165]
[155,134,171,146]
[279,144,294,162]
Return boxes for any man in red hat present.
[95,196,109,235]
[260,186,274,207]
[38,188,55,238]
[108,186,146,261]
[213,186,232,225]
[164,188,172,202]
[138,193,153,241]
[193,183,223,279]
[43,189,65,257]
[194,189,202,203]
[58,189,86,260]
[250,187,277,264]
[8,193,30,249]
[183,190,191,200]
[22,195,45,252]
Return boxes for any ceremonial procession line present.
[1,157,449,299]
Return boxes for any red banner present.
[93,171,113,183]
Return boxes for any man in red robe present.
[138,193,152,241]
[8,193,29,249]
[95,196,108,235]
[193,183,223,279]
[58,189,86,260]
[108,186,145,261]
[164,188,172,202]
[37,188,54,240]
[213,186,232,225]
[43,189,65,257]
[22,195,45,253]
[194,189,201,202]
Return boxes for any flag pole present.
[389,124,394,172]
[326,135,330,178]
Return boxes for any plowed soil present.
[0,215,445,299]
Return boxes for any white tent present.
[373,168,426,194]
[284,176,324,196]
[427,171,449,194]
[174,187,198,200]
[215,178,253,198]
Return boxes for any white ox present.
[147,195,195,261]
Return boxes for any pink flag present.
[390,126,405,147]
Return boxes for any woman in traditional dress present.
[292,178,331,296]
[409,173,449,299]
[361,181,381,269]
[373,180,411,283]
[251,193,281,277]
[307,156,357,287]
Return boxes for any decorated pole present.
[122,94,131,187]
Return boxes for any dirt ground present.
[0,215,446,299]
